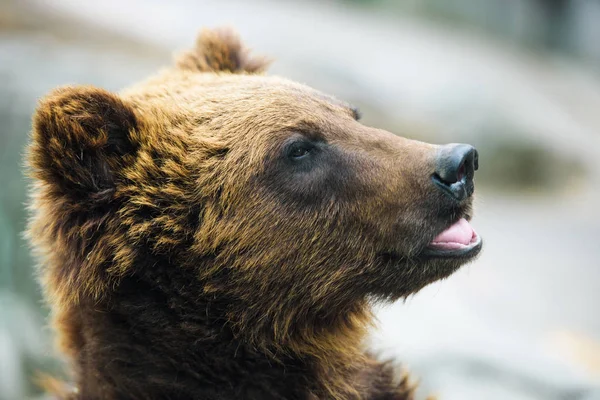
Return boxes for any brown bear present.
[26,28,481,400]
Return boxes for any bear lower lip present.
[429,218,477,250]
[423,218,482,258]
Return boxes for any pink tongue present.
[431,218,475,249]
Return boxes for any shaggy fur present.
[27,29,478,399]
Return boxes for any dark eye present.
[287,142,314,160]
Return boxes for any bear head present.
[27,28,481,362]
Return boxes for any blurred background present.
[1,0,599,398]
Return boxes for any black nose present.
[432,144,479,201]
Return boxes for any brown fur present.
[27,28,477,399]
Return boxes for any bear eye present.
[287,142,314,160]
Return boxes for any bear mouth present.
[422,217,482,259]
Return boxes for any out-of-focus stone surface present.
[1,0,599,398]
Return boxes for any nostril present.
[433,143,478,201]
[435,144,476,183]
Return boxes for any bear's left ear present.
[175,27,271,74]
[29,86,138,204]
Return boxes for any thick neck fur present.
[70,278,315,399]
[64,261,369,400]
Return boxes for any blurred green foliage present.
[343,0,600,66]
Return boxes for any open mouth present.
[423,218,482,258]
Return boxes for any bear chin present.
[372,237,482,299]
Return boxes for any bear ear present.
[29,86,138,203]
[175,27,271,74]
